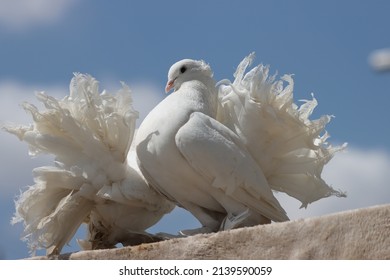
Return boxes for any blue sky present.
[0,0,390,259]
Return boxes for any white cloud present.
[0,0,78,31]
[369,48,390,72]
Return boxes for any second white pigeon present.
[4,74,174,255]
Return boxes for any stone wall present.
[34,204,390,260]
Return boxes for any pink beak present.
[165,79,174,93]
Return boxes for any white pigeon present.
[3,74,174,256]
[135,53,346,235]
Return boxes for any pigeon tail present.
[4,74,173,255]
[218,53,347,208]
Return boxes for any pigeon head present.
[165,59,213,93]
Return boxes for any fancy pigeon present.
[4,74,174,255]
[135,54,346,235]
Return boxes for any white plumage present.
[4,53,346,255]
[218,53,346,208]
[4,74,174,255]
[136,53,346,234]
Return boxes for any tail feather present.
[12,167,94,255]
[218,53,346,208]
[4,74,173,255]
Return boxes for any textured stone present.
[32,204,390,260]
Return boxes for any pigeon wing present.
[175,111,288,222]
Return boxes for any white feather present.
[4,74,174,255]
[136,54,345,235]
[218,53,346,208]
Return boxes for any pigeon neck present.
[182,77,218,117]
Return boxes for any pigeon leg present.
[120,232,165,247]
[219,208,251,230]
[178,202,224,235]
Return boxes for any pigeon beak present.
[165,79,174,93]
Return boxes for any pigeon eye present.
[180,66,187,74]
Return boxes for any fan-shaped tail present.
[218,53,346,208]
[4,74,172,255]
